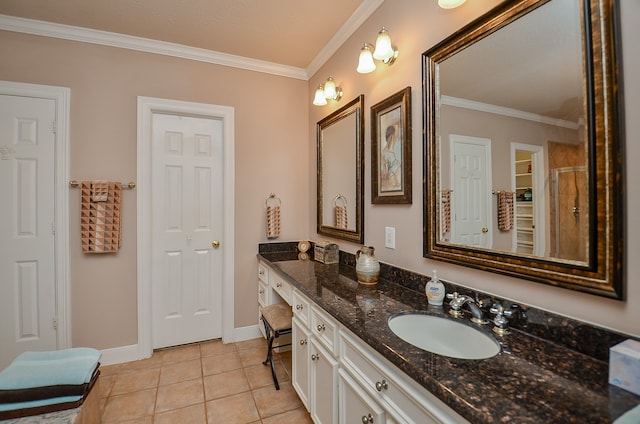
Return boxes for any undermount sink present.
[388,313,501,360]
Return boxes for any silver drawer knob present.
[311,353,319,361]
[296,304,303,310]
[375,380,388,391]
[299,339,307,345]
[362,413,374,423]
[316,323,326,332]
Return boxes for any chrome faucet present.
[446,292,489,324]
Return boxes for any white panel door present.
[151,113,223,349]
[0,95,57,369]
[450,135,492,248]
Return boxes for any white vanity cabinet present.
[339,368,388,424]
[292,288,339,424]
[339,330,468,424]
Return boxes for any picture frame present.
[371,86,412,204]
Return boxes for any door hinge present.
[52,121,57,134]
[51,222,56,235]
[53,317,58,330]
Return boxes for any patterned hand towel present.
[497,191,515,231]
[81,181,122,253]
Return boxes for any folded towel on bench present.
[0,348,101,404]
[0,369,100,419]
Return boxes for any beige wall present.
[1,0,638,352]
[0,31,310,349]
[309,0,640,338]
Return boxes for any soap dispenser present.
[426,270,445,306]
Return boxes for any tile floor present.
[97,338,313,423]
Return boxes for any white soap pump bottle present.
[426,269,445,306]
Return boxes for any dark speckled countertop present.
[258,249,640,424]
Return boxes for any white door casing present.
[0,82,70,368]
[450,135,492,248]
[137,97,234,358]
[151,113,223,349]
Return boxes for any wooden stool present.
[260,303,293,390]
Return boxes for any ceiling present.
[0,0,372,71]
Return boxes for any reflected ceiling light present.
[438,0,466,9]
[357,27,398,74]
[313,76,343,106]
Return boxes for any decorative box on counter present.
[314,241,339,264]
[609,339,640,396]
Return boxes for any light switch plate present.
[385,227,396,249]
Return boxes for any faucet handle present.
[490,303,511,335]
[446,291,459,301]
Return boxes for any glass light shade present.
[373,28,394,61]
[324,77,337,99]
[357,45,376,74]
[313,86,327,106]
[438,0,466,9]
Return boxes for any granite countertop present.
[259,252,640,424]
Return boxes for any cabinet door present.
[292,317,311,410]
[339,368,386,424]
[310,338,339,424]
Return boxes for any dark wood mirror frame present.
[423,0,625,299]
[317,95,365,244]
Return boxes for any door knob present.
[212,240,220,248]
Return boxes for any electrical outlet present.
[385,227,396,249]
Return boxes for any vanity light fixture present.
[313,76,343,106]
[438,0,466,9]
[357,27,399,74]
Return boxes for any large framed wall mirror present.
[423,0,624,298]
[317,95,365,243]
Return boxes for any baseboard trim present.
[233,324,262,342]
[100,344,139,366]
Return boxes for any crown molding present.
[0,14,308,80]
[441,95,580,130]
[305,0,385,78]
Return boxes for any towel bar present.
[69,180,136,189]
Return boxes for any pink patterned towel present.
[81,181,122,253]
[497,191,515,231]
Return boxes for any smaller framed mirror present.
[317,95,365,243]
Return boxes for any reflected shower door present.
[551,167,588,262]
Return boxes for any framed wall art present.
[371,86,412,204]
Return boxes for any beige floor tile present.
[262,407,313,424]
[252,381,303,418]
[200,339,237,357]
[239,346,267,367]
[115,355,163,374]
[154,403,207,424]
[161,344,201,364]
[202,350,243,376]
[101,388,156,423]
[244,362,288,390]
[235,337,267,351]
[206,392,260,424]
[204,368,250,400]
[155,378,205,413]
[110,367,160,395]
[159,358,202,386]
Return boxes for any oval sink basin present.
[388,313,500,360]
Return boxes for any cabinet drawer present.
[310,305,337,355]
[258,279,268,307]
[292,289,310,325]
[258,262,269,283]
[340,331,441,424]
[270,272,292,304]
